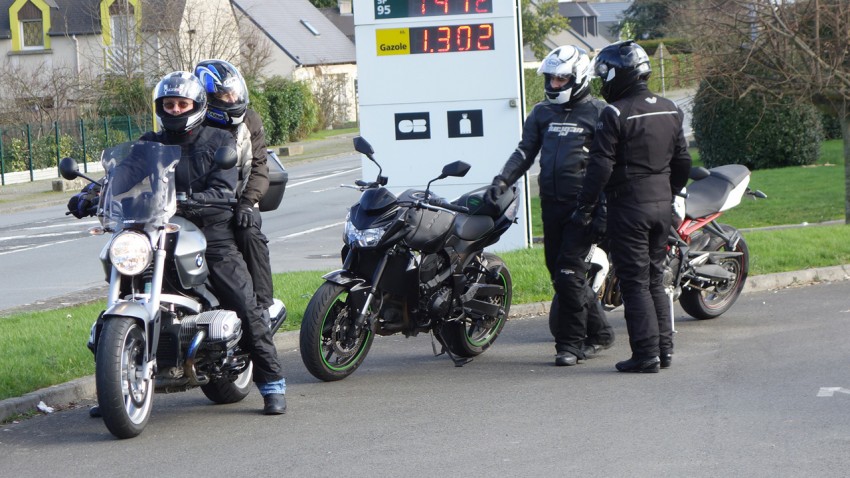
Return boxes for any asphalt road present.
[2,281,849,476]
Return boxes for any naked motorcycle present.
[551,164,766,334]
[59,140,286,439]
[300,137,517,381]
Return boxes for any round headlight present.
[109,231,153,276]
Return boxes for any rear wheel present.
[201,361,253,404]
[300,281,375,381]
[679,225,749,319]
[96,317,153,439]
[441,253,512,357]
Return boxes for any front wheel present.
[679,225,749,320]
[95,317,154,439]
[300,281,375,381]
[201,361,253,404]
[441,253,512,358]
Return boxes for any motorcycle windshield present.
[99,140,181,231]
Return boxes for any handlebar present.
[427,198,469,214]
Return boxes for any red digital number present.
[456,25,472,51]
[437,26,451,52]
[476,23,492,50]
[475,0,487,13]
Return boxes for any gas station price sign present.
[376,23,494,55]
[375,0,493,19]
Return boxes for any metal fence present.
[0,115,152,185]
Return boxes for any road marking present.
[817,387,850,397]
[0,238,80,256]
[287,168,358,188]
[270,221,345,243]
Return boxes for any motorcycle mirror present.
[353,136,374,156]
[214,147,238,170]
[440,161,471,178]
[58,157,80,180]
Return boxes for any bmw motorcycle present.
[300,137,517,381]
[59,140,286,439]
[551,164,767,334]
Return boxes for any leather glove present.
[66,182,101,219]
[190,192,207,203]
[569,202,595,227]
[235,205,254,229]
[587,208,607,244]
[485,176,509,205]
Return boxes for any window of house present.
[17,1,45,50]
[21,19,44,48]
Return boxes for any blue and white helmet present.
[537,45,592,105]
[194,59,249,126]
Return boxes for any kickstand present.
[431,332,472,367]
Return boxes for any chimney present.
[338,0,352,15]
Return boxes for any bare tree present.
[235,9,274,81]
[677,0,850,222]
[145,0,241,75]
[0,59,90,127]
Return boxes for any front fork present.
[349,254,389,340]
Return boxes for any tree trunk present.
[843,110,850,224]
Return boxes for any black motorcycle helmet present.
[194,59,249,126]
[153,71,207,135]
[592,40,652,103]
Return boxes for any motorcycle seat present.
[454,214,495,241]
[685,164,750,219]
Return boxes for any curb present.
[4,264,848,424]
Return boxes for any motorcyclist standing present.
[194,59,277,316]
[486,45,615,367]
[572,41,692,373]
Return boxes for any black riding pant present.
[607,198,673,358]
[198,213,283,384]
[542,199,614,358]
[234,207,274,310]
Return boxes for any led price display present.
[376,24,494,56]
[375,0,493,19]
[410,24,493,54]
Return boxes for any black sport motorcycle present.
[59,140,286,439]
[300,137,518,381]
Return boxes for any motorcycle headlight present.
[109,231,153,276]
[344,214,389,248]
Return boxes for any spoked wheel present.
[201,361,253,404]
[441,253,512,358]
[300,281,375,381]
[679,225,750,320]
[96,317,154,439]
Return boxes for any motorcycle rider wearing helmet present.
[486,45,615,367]
[194,59,276,316]
[572,40,692,373]
[141,72,287,414]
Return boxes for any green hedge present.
[692,79,824,169]
[252,76,319,145]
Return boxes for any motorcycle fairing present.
[99,141,181,232]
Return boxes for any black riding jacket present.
[578,83,691,205]
[500,95,606,202]
[206,109,268,209]
[140,125,237,223]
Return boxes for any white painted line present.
[0,238,80,256]
[270,221,345,243]
[817,387,850,397]
[287,168,358,188]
